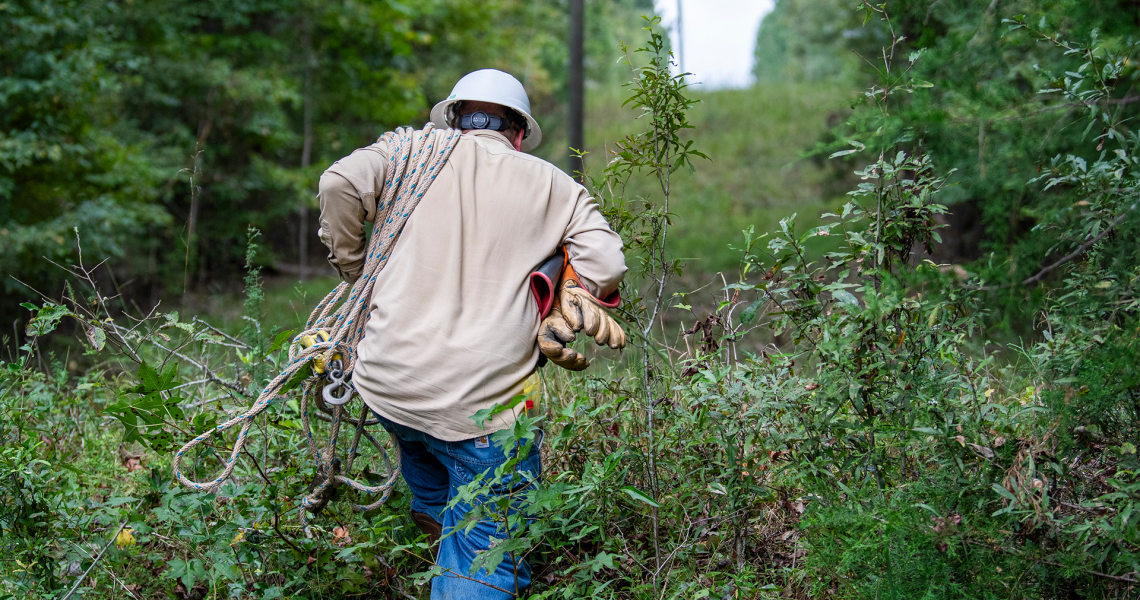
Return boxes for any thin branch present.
[121,325,249,396]
[1021,202,1137,285]
[60,499,145,600]
[273,512,305,555]
[170,378,210,391]
[193,316,250,348]
[66,540,138,599]
[970,201,1137,291]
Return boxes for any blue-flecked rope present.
[171,124,461,535]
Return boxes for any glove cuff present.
[564,262,620,308]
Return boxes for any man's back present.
[318,129,625,441]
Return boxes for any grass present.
[583,82,854,277]
[184,275,342,336]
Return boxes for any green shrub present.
[4,4,1138,599]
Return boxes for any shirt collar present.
[463,129,514,150]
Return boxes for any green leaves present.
[469,394,527,431]
[831,290,860,307]
[22,302,75,338]
[830,140,867,159]
[104,361,185,453]
[620,485,660,508]
[739,299,765,324]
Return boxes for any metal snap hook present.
[322,359,353,406]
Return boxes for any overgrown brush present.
[2,7,1138,600]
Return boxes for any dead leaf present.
[332,526,351,547]
[85,325,106,351]
[952,436,966,447]
[804,382,820,391]
[931,514,962,534]
[118,443,142,472]
[993,436,1006,448]
[966,443,995,460]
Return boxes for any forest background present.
[2,0,1139,599]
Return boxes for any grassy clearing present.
[584,82,852,276]
[181,275,342,336]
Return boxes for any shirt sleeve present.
[562,185,627,298]
[317,142,390,283]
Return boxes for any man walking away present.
[317,69,626,598]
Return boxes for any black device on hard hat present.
[459,111,510,132]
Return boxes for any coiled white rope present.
[172,124,461,535]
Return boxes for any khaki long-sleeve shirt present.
[318,129,626,441]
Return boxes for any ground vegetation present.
[2,2,1139,599]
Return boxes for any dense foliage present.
[0,0,653,325]
[758,0,1140,335]
[2,2,1138,599]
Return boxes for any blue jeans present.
[376,415,542,599]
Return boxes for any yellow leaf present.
[115,527,135,548]
[230,530,245,546]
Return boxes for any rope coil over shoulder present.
[171,124,461,536]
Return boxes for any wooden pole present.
[676,0,685,75]
[568,0,584,182]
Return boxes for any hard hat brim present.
[430,98,543,152]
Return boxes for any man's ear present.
[511,128,525,152]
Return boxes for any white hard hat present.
[430,69,543,152]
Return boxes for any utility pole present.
[676,0,685,75]
[568,0,584,182]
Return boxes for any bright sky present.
[654,0,776,89]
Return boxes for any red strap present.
[528,271,557,318]
[563,262,620,308]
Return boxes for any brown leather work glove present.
[537,306,590,371]
[537,262,624,371]
[559,279,626,350]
